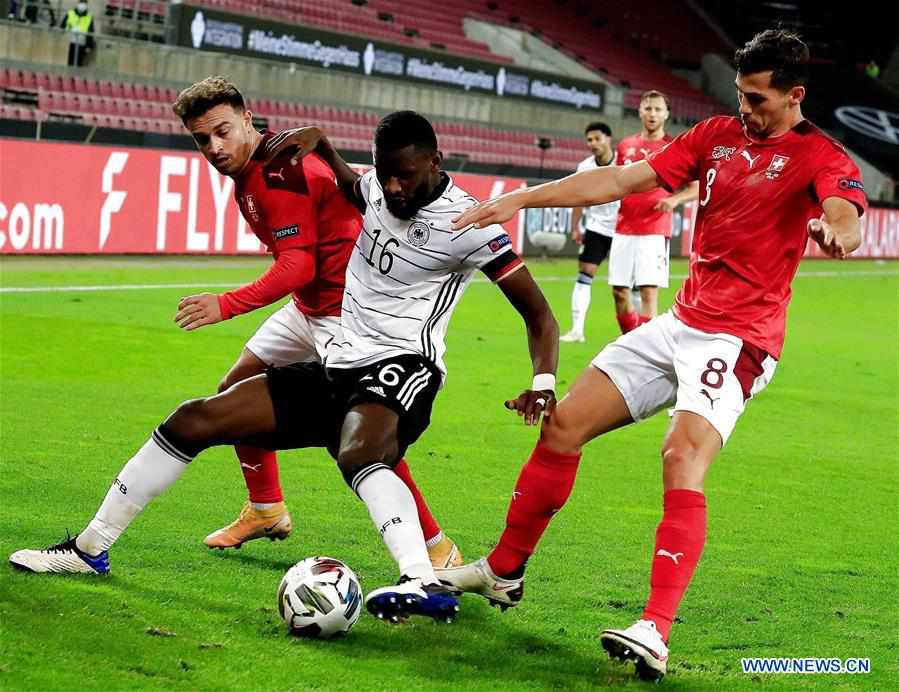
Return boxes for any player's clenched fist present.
[505,389,557,426]
[175,293,223,331]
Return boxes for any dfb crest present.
[407,221,430,247]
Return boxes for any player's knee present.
[661,444,703,488]
[336,440,376,475]
[165,397,219,444]
[539,408,583,454]
[336,437,398,481]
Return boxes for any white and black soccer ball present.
[277,556,363,639]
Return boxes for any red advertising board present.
[678,201,899,259]
[0,139,525,254]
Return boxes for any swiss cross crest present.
[765,154,790,179]
[626,147,636,157]
[374,197,383,211]
[244,195,260,223]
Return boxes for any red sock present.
[487,441,581,577]
[642,489,707,641]
[616,310,639,334]
[393,458,442,543]
[236,445,283,504]
[638,314,652,325]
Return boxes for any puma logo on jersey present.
[267,168,285,181]
[366,386,386,396]
[741,150,761,169]
[656,549,684,565]
[240,462,262,472]
[512,491,522,500]
[639,148,650,157]
[700,389,719,408]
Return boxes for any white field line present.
[0,270,897,294]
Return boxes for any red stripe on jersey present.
[733,342,769,401]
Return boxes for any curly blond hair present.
[172,76,246,122]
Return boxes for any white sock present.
[76,432,192,555]
[353,465,436,583]
[571,273,593,334]
[425,531,444,549]
[251,502,278,511]
[631,288,642,314]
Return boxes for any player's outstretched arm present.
[264,127,362,207]
[451,160,660,230]
[495,266,560,426]
[808,197,861,259]
[175,249,316,330]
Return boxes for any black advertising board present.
[172,3,605,111]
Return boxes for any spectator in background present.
[24,0,57,25]
[61,1,94,67]
[560,121,620,343]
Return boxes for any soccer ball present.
[277,556,363,638]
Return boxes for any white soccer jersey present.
[325,170,523,380]
[576,154,620,238]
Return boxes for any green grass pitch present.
[0,256,896,691]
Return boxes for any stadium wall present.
[0,138,525,255]
[2,139,895,258]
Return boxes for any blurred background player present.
[440,29,865,681]
[169,77,460,567]
[610,90,698,333]
[560,122,619,343]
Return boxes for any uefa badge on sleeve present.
[407,222,430,247]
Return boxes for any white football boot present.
[434,557,523,611]
[600,619,669,681]
[559,329,586,343]
[9,534,109,574]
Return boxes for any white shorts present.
[592,310,777,445]
[607,234,670,288]
[245,301,340,367]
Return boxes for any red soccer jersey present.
[228,132,362,318]
[647,116,867,357]
[615,133,674,237]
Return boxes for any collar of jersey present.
[742,119,811,147]
[417,171,452,211]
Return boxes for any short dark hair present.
[172,76,245,122]
[585,121,612,137]
[374,110,438,154]
[734,29,809,90]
